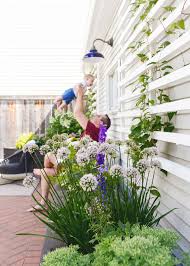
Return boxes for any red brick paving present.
[0,196,45,266]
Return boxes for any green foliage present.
[16,132,35,149]
[85,89,96,118]
[129,115,160,150]
[46,111,82,139]
[106,175,173,227]
[166,19,185,35]
[163,5,176,12]
[137,53,149,62]
[33,189,96,254]
[41,226,180,266]
[92,225,179,266]
[42,245,92,266]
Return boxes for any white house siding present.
[87,0,190,251]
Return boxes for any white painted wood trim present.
[120,64,190,103]
[119,30,190,88]
[152,131,190,147]
[158,157,190,183]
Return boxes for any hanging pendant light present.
[83,37,113,63]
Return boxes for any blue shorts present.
[62,88,76,105]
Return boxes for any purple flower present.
[96,123,108,200]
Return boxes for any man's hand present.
[75,84,84,96]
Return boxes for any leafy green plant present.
[166,19,185,35]
[42,245,92,266]
[41,225,184,266]
[92,225,179,266]
[46,111,82,139]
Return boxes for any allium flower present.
[107,144,117,158]
[52,141,62,152]
[125,140,138,149]
[110,164,124,176]
[98,143,111,154]
[80,136,93,146]
[27,144,39,154]
[76,152,89,166]
[57,147,70,161]
[143,147,158,157]
[77,147,87,155]
[79,174,98,192]
[60,133,68,141]
[69,141,81,151]
[87,146,98,159]
[40,145,51,155]
[22,140,36,153]
[150,159,161,168]
[23,175,38,188]
[106,138,114,144]
[125,167,140,179]
[114,140,123,146]
[46,139,54,146]
[137,159,150,172]
[88,141,100,149]
[52,134,62,142]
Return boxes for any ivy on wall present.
[127,0,189,165]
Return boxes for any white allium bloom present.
[77,147,87,155]
[80,136,93,146]
[57,147,70,161]
[79,174,98,192]
[40,145,51,155]
[60,133,68,141]
[106,138,114,144]
[22,140,36,153]
[69,141,81,151]
[27,144,39,154]
[137,159,150,172]
[107,144,117,158]
[125,167,140,179]
[76,152,89,166]
[110,164,124,176]
[52,141,62,151]
[125,140,138,149]
[143,147,158,157]
[46,139,54,146]
[52,134,61,142]
[23,175,38,188]
[87,145,98,159]
[150,159,161,168]
[88,141,100,149]
[114,140,123,146]
[98,143,111,154]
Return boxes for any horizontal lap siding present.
[96,0,190,251]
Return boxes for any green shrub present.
[42,246,91,266]
[129,225,179,250]
[41,226,180,266]
[93,235,175,266]
[46,111,82,139]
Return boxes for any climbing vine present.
[128,0,188,165]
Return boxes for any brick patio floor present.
[0,196,45,266]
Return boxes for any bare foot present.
[27,204,46,212]
[33,168,41,176]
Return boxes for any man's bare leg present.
[27,153,57,211]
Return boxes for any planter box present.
[40,226,65,263]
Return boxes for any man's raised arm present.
[73,85,88,130]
